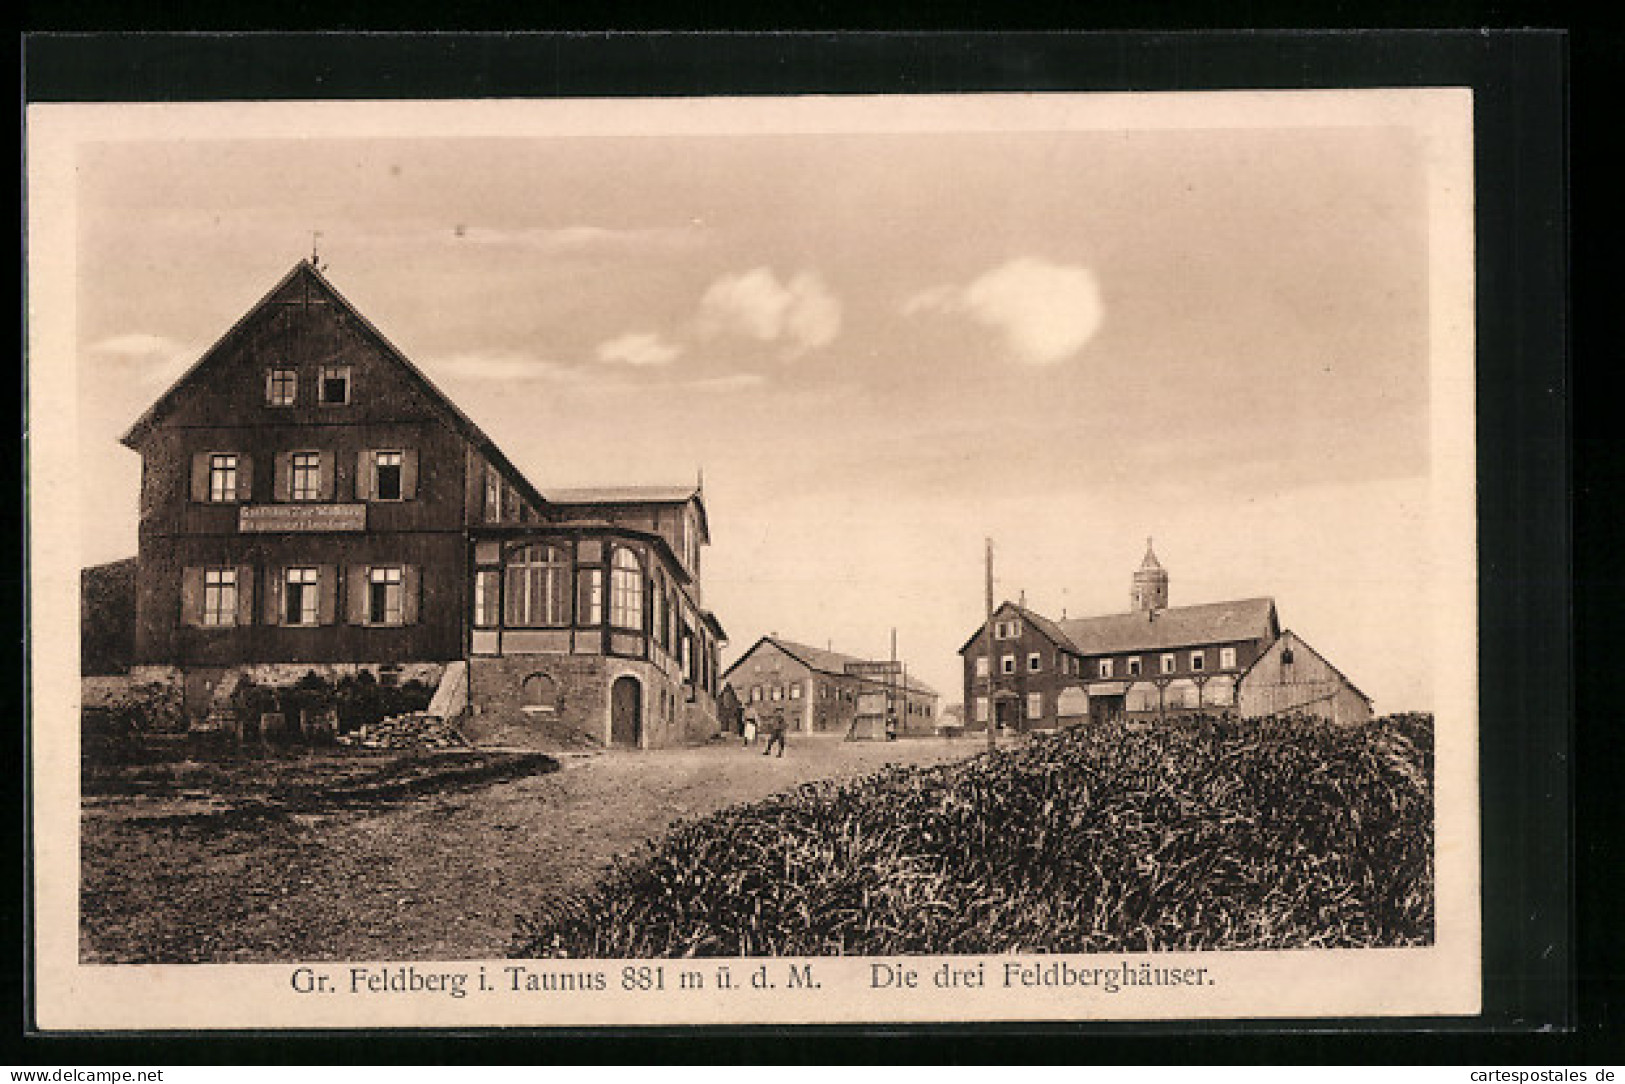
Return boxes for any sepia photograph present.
[28,86,1480,1028]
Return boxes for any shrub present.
[513,714,1435,958]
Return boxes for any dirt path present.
[81,736,980,963]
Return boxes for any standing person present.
[743,713,757,747]
[761,709,787,758]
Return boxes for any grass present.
[512,714,1434,957]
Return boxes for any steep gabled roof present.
[1238,629,1372,705]
[723,636,937,696]
[956,601,1077,656]
[119,260,548,512]
[1056,597,1279,656]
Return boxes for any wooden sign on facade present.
[238,503,367,533]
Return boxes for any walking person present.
[761,709,787,758]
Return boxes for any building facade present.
[1236,629,1373,725]
[722,637,939,737]
[959,541,1295,730]
[119,260,726,748]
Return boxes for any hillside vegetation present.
[513,715,1434,957]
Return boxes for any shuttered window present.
[202,568,237,626]
[284,567,321,625]
[1220,647,1237,670]
[290,453,322,502]
[368,566,403,625]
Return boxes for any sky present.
[68,103,1446,711]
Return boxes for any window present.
[994,619,1022,640]
[1026,692,1043,720]
[751,686,762,703]
[318,365,350,405]
[578,567,604,625]
[1128,657,1143,677]
[609,548,644,630]
[267,368,297,406]
[483,469,504,523]
[284,566,320,626]
[290,452,322,502]
[790,684,802,700]
[1001,654,1016,675]
[373,451,403,501]
[772,686,783,701]
[521,673,557,714]
[1220,647,1237,670]
[1281,647,1295,665]
[1028,652,1042,672]
[974,696,989,723]
[1191,651,1205,672]
[473,569,500,628]
[505,545,569,627]
[366,566,404,625]
[202,568,237,627]
[1160,653,1176,675]
[1098,658,1114,679]
[974,656,990,678]
[208,454,238,503]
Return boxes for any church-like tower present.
[1131,537,1169,613]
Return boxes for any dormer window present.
[266,367,297,406]
[319,365,351,405]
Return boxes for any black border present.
[16,30,1587,1063]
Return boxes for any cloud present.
[430,349,592,383]
[596,332,683,367]
[904,258,1105,365]
[698,267,842,354]
[681,372,768,392]
[87,332,198,387]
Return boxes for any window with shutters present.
[318,365,350,405]
[208,455,238,503]
[974,696,989,723]
[609,547,644,630]
[1128,657,1143,677]
[202,568,237,627]
[1098,658,1114,679]
[1001,654,1016,675]
[1220,646,1238,670]
[267,368,297,406]
[975,656,990,678]
[1160,653,1176,675]
[505,545,569,627]
[290,453,322,502]
[368,566,404,625]
[1028,652,1042,673]
[1027,692,1043,720]
[373,451,403,501]
[284,567,320,626]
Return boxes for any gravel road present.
[81,735,980,963]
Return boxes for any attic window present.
[319,365,351,405]
[1281,647,1295,665]
[267,368,297,406]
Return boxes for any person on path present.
[743,714,757,747]
[761,710,787,758]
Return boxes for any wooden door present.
[611,675,642,748]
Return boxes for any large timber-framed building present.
[118,259,726,748]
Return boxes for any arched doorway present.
[610,675,642,748]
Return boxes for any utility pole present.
[985,537,997,752]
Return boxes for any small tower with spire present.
[1131,536,1169,613]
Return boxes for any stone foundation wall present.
[465,654,720,750]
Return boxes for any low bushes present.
[513,714,1434,958]
[230,670,435,736]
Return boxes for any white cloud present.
[448,223,700,253]
[430,349,590,383]
[698,267,842,354]
[596,332,683,367]
[904,258,1105,366]
[87,332,198,387]
[682,372,768,392]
